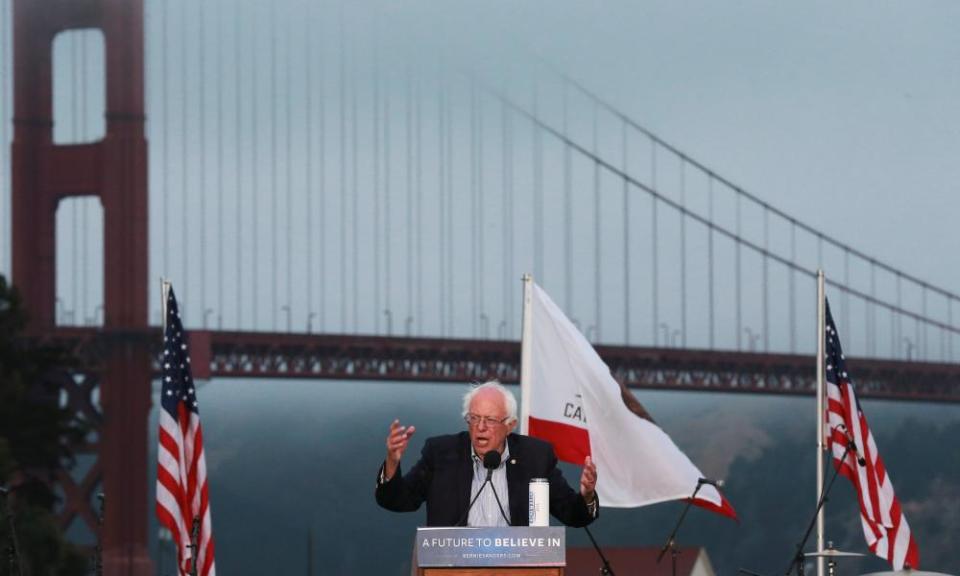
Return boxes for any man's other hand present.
[384,419,416,480]
[579,456,598,501]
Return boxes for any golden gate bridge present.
[2,0,960,573]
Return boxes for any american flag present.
[824,300,918,570]
[156,286,216,576]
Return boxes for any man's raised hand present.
[384,419,416,480]
[579,456,598,501]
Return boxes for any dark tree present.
[0,275,89,576]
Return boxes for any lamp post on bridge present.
[307,312,317,334]
[903,337,914,361]
[480,313,489,339]
[659,322,670,347]
[405,316,414,337]
[744,327,761,352]
[384,309,393,336]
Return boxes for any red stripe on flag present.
[686,494,738,521]
[904,528,920,569]
[528,416,591,465]
[158,428,181,460]
[155,503,183,548]
[201,536,216,576]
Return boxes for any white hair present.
[462,380,518,424]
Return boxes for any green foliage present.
[0,276,89,576]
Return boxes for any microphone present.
[836,425,867,467]
[482,451,511,526]
[483,450,501,480]
[697,477,724,489]
[456,450,504,526]
[0,486,7,496]
[852,453,866,467]
[846,440,867,467]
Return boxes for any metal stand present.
[583,525,616,576]
[92,493,105,576]
[805,545,866,576]
[1,487,23,576]
[783,442,854,576]
[188,516,201,576]
[657,482,705,576]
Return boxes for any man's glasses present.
[464,414,510,428]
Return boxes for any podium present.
[414,526,565,576]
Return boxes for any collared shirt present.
[468,444,511,527]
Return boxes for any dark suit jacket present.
[375,432,597,527]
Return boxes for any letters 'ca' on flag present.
[824,300,919,570]
[156,286,217,576]
[521,281,735,517]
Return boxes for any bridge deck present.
[46,328,960,403]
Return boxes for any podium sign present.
[416,526,565,568]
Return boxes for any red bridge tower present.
[11,0,152,573]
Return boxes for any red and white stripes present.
[157,285,215,576]
[157,405,216,576]
[826,355,919,570]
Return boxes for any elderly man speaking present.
[375,381,598,527]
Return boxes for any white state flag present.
[521,280,735,516]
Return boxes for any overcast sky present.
[447,0,960,288]
[2,0,958,349]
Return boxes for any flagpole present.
[815,270,826,576]
[161,279,171,333]
[159,278,171,568]
[519,273,533,435]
